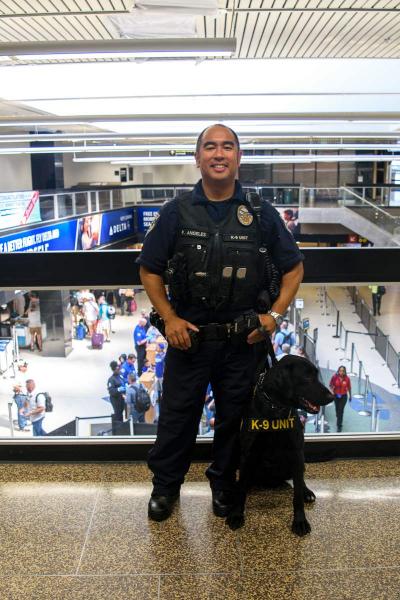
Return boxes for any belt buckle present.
[206,323,218,339]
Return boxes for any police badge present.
[237,205,254,226]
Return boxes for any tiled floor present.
[0,458,399,599]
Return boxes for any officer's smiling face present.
[195,125,242,187]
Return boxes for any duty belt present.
[197,313,259,341]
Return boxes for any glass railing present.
[299,187,343,206]
[4,183,400,239]
[341,187,400,236]
[345,185,400,207]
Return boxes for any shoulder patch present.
[145,212,160,236]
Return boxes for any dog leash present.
[253,332,278,384]
[264,333,278,367]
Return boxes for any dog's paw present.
[291,517,311,536]
[226,513,245,530]
[303,486,316,503]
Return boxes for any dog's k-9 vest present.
[166,194,267,312]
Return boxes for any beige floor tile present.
[79,483,240,575]
[0,481,99,575]
[238,568,400,600]
[0,463,104,483]
[238,475,400,572]
[160,574,242,600]
[0,576,159,600]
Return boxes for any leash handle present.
[253,332,277,383]
[264,334,278,366]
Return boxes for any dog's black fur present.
[227,350,334,536]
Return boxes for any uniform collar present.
[192,179,245,205]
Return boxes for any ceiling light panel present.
[0,38,235,61]
[18,94,400,119]
[1,59,398,102]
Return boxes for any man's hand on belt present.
[246,314,276,345]
[164,315,199,351]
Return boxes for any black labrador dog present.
[226,351,334,536]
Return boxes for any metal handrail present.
[341,186,400,221]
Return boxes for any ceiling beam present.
[228,7,400,13]
[0,11,128,18]
[2,112,400,125]
[1,132,400,141]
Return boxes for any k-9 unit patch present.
[237,205,254,226]
[247,417,295,432]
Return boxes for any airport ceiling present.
[1,1,399,60]
[0,0,400,152]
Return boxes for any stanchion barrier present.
[320,406,325,433]
[340,330,351,362]
[349,342,357,376]
[358,375,372,416]
[370,395,377,431]
[8,402,15,437]
[354,360,364,398]
[375,409,381,432]
[332,310,340,338]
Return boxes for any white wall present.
[0,154,32,192]
[63,154,198,187]
[0,152,200,193]
[63,154,122,187]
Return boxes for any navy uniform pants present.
[148,337,256,496]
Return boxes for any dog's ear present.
[264,363,294,399]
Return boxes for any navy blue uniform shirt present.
[137,180,303,323]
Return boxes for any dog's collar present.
[261,391,295,420]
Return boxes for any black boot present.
[212,490,235,517]
[148,493,179,522]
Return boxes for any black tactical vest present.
[166,193,266,312]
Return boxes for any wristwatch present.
[267,310,284,326]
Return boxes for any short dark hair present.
[128,353,135,361]
[110,361,118,371]
[195,123,240,154]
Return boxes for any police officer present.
[138,124,304,521]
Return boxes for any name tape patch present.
[181,229,209,238]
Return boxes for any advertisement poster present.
[76,214,102,250]
[0,190,41,230]
[0,220,78,253]
[136,206,160,233]
[276,207,300,238]
[100,207,134,245]
[0,207,134,253]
